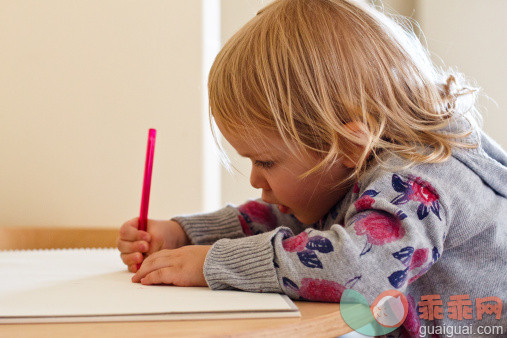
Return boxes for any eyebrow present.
[238,151,268,158]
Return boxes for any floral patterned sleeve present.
[203,171,449,311]
[236,200,306,236]
[172,199,305,245]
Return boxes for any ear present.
[341,122,369,169]
[342,156,357,169]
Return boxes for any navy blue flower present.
[282,277,299,291]
[390,174,441,220]
[388,267,409,288]
[306,236,334,253]
[297,250,323,269]
[393,246,414,266]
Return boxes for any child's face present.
[221,128,354,224]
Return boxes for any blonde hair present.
[208,0,479,181]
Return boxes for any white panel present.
[370,0,415,18]
[219,0,271,206]
[202,0,222,212]
[0,1,204,226]
[415,0,507,147]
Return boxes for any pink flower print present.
[391,174,441,220]
[354,212,405,245]
[354,212,405,255]
[402,294,421,336]
[354,195,375,211]
[411,177,439,206]
[299,278,345,302]
[282,231,308,252]
[409,248,429,270]
[407,265,432,285]
[239,201,277,230]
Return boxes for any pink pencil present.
[137,128,156,269]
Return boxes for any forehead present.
[220,127,286,158]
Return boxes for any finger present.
[140,267,175,285]
[118,218,152,242]
[132,251,173,282]
[145,241,161,256]
[121,252,144,267]
[118,218,140,241]
[118,240,149,254]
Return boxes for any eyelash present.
[254,160,275,169]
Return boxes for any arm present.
[172,199,305,245]
[130,200,306,286]
[121,199,303,275]
[203,172,449,303]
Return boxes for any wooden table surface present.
[0,226,352,337]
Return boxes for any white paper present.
[0,248,299,323]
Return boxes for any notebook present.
[0,248,299,323]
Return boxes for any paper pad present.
[0,248,299,323]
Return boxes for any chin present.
[293,213,321,225]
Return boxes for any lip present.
[261,197,292,214]
[277,204,291,214]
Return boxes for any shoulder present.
[345,154,461,226]
[348,151,506,243]
[357,152,479,201]
[332,149,502,230]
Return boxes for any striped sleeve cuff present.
[203,231,283,293]
[172,206,245,245]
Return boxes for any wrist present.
[171,220,191,246]
[181,229,191,246]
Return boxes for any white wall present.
[414,0,507,148]
[1,1,505,228]
[219,0,507,208]
[378,0,507,148]
[0,1,206,227]
[219,0,270,206]
[373,0,415,18]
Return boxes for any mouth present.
[261,196,292,215]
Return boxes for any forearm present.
[172,206,246,245]
[203,177,449,303]
[172,199,305,245]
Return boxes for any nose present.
[250,166,270,191]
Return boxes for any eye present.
[254,160,275,169]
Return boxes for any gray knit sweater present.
[173,128,507,336]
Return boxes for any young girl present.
[118,0,506,336]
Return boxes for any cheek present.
[294,174,339,204]
[267,172,300,197]
[279,181,316,207]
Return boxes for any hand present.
[117,218,190,272]
[131,245,211,287]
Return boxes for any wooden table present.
[0,226,352,337]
